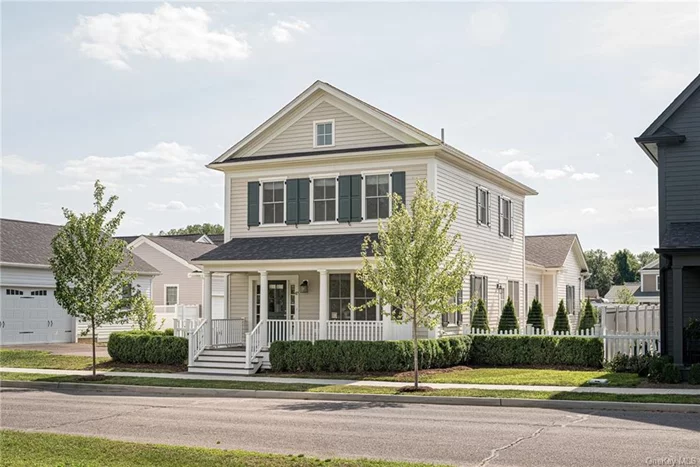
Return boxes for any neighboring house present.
[636,73,700,365]
[524,234,589,322]
[188,81,537,373]
[119,235,229,322]
[585,289,600,300]
[604,283,641,303]
[637,259,660,304]
[0,219,159,344]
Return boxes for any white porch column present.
[382,303,391,340]
[319,269,329,339]
[259,271,269,323]
[203,271,213,346]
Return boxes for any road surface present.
[1,387,698,466]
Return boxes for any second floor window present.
[313,178,336,222]
[477,187,489,225]
[365,174,390,220]
[315,121,334,147]
[165,285,179,306]
[499,197,512,237]
[262,181,284,224]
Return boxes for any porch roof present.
[193,233,378,262]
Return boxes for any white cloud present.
[581,208,598,215]
[499,148,520,157]
[467,6,509,46]
[59,142,218,189]
[629,206,658,214]
[563,165,575,173]
[625,169,634,175]
[147,200,200,212]
[72,4,250,70]
[0,154,46,175]
[571,172,600,181]
[640,69,692,94]
[603,132,614,142]
[501,160,567,180]
[590,3,698,56]
[268,19,310,43]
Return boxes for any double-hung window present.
[262,181,285,224]
[328,273,380,321]
[329,274,351,321]
[312,177,337,222]
[566,285,576,313]
[353,276,377,321]
[165,285,179,306]
[499,197,513,237]
[314,120,334,147]
[365,174,391,220]
[508,280,520,315]
[477,187,489,225]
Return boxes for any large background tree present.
[611,249,640,285]
[156,223,223,236]
[584,249,614,296]
[50,180,135,376]
[357,179,473,390]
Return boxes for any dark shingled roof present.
[525,234,577,268]
[146,236,217,263]
[194,233,377,262]
[207,234,224,245]
[0,218,159,274]
[660,222,700,250]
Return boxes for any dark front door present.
[256,280,287,324]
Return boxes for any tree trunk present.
[91,317,96,377]
[412,318,419,389]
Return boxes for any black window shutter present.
[484,276,489,312]
[350,175,362,222]
[247,181,260,227]
[442,310,449,327]
[298,178,310,224]
[338,175,351,222]
[498,196,502,236]
[391,171,406,206]
[475,186,480,224]
[285,179,298,225]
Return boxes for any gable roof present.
[604,283,640,301]
[0,218,159,274]
[641,258,659,270]
[525,234,587,270]
[130,235,218,264]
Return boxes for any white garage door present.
[1,288,74,344]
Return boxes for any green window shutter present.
[298,178,310,224]
[338,175,352,222]
[350,174,362,222]
[286,179,299,225]
[391,171,406,207]
[247,181,260,227]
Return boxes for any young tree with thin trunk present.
[356,179,473,390]
[50,180,136,376]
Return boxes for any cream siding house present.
[190,81,536,374]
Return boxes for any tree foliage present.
[526,298,545,330]
[50,180,135,375]
[497,297,519,333]
[615,287,638,304]
[471,299,490,332]
[157,223,223,236]
[129,293,162,331]
[357,179,473,388]
[636,251,658,271]
[611,249,640,285]
[584,249,614,297]
[552,300,570,334]
[578,299,596,334]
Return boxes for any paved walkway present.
[2,367,700,395]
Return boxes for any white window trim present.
[313,119,336,148]
[164,284,179,306]
[361,170,393,223]
[259,177,287,227]
[327,272,381,322]
[309,173,340,224]
[477,186,490,227]
[499,195,513,239]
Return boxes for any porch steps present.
[188,347,268,375]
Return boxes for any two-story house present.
[636,73,700,366]
[190,81,536,374]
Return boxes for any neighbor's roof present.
[659,222,700,251]
[525,234,578,269]
[641,258,660,270]
[0,218,159,274]
[142,236,218,263]
[194,233,377,262]
[207,234,224,245]
[604,283,640,301]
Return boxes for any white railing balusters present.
[245,320,265,369]
[211,318,245,347]
[187,319,207,366]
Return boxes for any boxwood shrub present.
[269,336,472,373]
[108,330,188,365]
[468,335,603,368]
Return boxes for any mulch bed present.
[397,385,436,393]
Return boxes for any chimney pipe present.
[441,128,445,143]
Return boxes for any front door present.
[255,280,287,324]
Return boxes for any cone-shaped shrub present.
[471,298,489,332]
[578,299,596,334]
[497,297,519,333]
[526,298,545,330]
[552,299,570,334]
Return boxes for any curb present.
[2,380,699,413]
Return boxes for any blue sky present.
[2,2,698,254]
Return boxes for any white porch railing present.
[268,319,320,344]
[245,320,265,369]
[212,318,245,347]
[327,321,384,341]
[173,318,204,338]
[187,319,207,366]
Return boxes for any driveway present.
[1,343,110,358]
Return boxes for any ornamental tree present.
[130,293,162,332]
[471,298,490,332]
[356,179,473,389]
[526,298,545,331]
[49,180,135,376]
[578,299,596,334]
[497,297,519,333]
[552,299,570,334]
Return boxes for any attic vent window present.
[314,120,334,148]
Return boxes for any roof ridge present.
[0,218,61,228]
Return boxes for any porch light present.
[299,280,309,294]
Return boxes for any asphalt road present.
[1,388,699,466]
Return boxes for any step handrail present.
[245,319,265,369]
[188,319,208,366]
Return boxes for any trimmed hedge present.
[270,337,472,373]
[108,330,187,365]
[469,335,603,368]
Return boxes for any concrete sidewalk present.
[2,367,700,395]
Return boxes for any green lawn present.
[3,372,698,405]
[0,430,438,467]
[0,349,184,373]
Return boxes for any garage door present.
[1,288,74,344]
